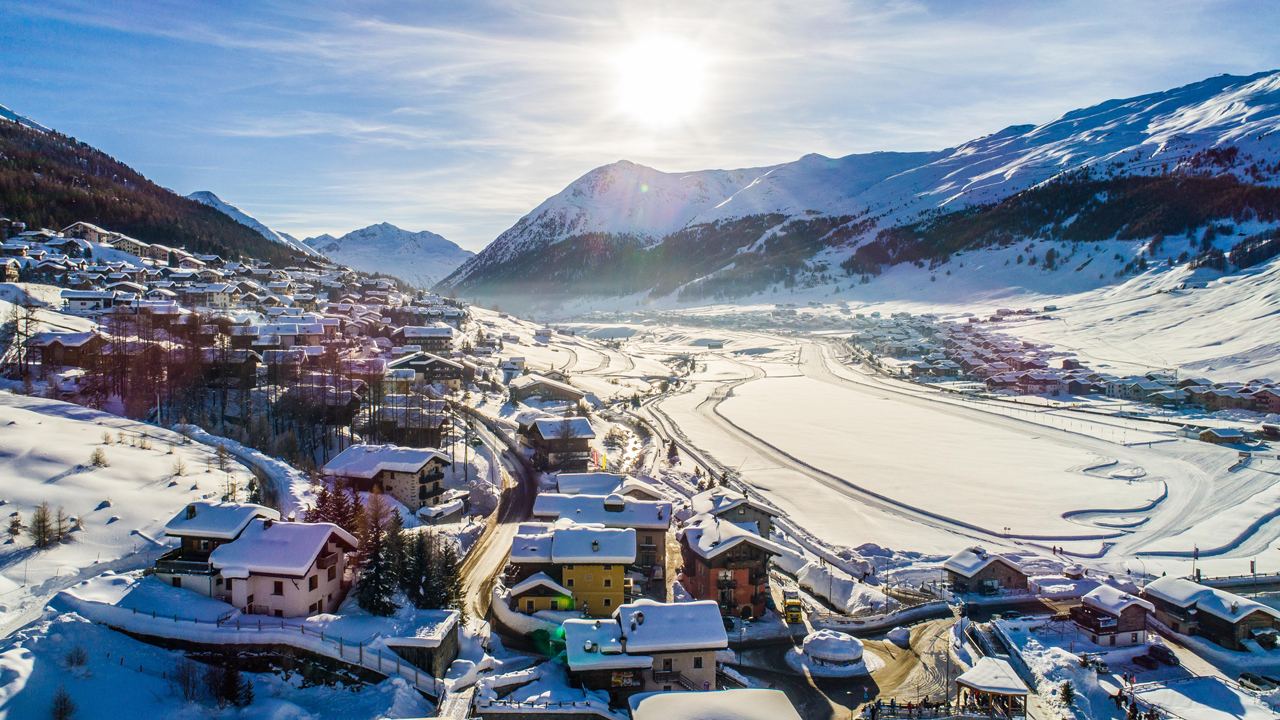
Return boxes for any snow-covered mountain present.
[304,223,473,287]
[0,102,51,133]
[186,191,321,257]
[440,70,1280,305]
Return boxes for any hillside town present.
[2,209,1278,720]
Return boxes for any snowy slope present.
[186,190,321,257]
[443,70,1280,298]
[304,222,473,288]
[0,103,50,133]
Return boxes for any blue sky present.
[2,0,1278,250]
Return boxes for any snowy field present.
[0,392,262,636]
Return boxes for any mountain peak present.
[188,190,319,257]
[302,223,473,288]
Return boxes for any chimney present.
[592,540,600,552]
[186,504,197,520]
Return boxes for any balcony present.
[154,549,215,576]
[716,578,737,589]
[317,552,341,570]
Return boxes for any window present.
[526,600,535,612]
[604,579,612,588]
[566,578,574,587]
[662,658,673,671]
[603,598,612,607]
[199,539,210,551]
[693,657,703,669]
[328,566,337,581]
[309,575,319,591]
[273,581,284,596]
[171,577,182,588]
[247,594,255,605]
[603,564,612,570]
[274,609,283,618]
[1131,633,1139,642]
[216,577,223,587]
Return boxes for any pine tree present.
[403,531,431,607]
[385,509,407,586]
[305,485,332,524]
[29,502,53,548]
[1060,680,1075,705]
[435,535,463,614]
[355,492,398,615]
[7,513,22,542]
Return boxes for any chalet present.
[210,517,357,617]
[942,546,1028,594]
[509,373,586,403]
[1199,427,1244,444]
[322,444,451,512]
[532,493,672,580]
[279,383,363,426]
[261,348,307,381]
[507,522,636,617]
[392,325,454,353]
[1142,576,1279,650]
[690,487,781,539]
[1252,387,1280,414]
[0,258,17,282]
[26,331,104,370]
[562,599,727,702]
[678,513,786,618]
[373,402,448,448]
[154,502,279,596]
[61,289,119,314]
[524,417,595,472]
[387,351,465,391]
[1070,584,1153,647]
[509,571,574,614]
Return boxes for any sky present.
[1,0,1278,250]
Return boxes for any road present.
[456,411,537,622]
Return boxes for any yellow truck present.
[783,589,804,624]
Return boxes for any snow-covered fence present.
[474,697,623,719]
[61,593,443,696]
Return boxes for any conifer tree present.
[355,521,398,616]
[29,502,53,548]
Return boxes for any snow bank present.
[175,423,314,516]
[775,552,895,615]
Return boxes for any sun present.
[614,35,707,127]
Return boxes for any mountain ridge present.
[304,222,473,288]
[439,69,1280,306]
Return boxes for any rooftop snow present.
[555,471,627,495]
[531,417,595,440]
[163,502,279,540]
[614,599,727,653]
[629,689,803,720]
[209,519,356,579]
[322,444,449,479]
[1142,576,1278,623]
[679,513,787,561]
[1082,584,1154,616]
[532,493,671,530]
[955,657,1029,696]
[562,618,652,671]
[942,546,1021,578]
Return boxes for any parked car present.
[1148,645,1179,666]
[1132,654,1158,670]
[1238,673,1278,692]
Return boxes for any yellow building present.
[506,523,637,618]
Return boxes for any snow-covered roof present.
[563,618,652,671]
[163,502,279,540]
[27,330,99,347]
[955,657,1029,696]
[942,546,1022,579]
[690,487,780,518]
[554,471,627,495]
[508,524,555,564]
[321,444,449,479]
[210,519,356,579]
[1142,576,1278,624]
[532,493,671,530]
[397,325,454,338]
[614,599,727,653]
[1082,584,1154,616]
[679,513,787,561]
[381,610,460,649]
[531,417,595,440]
[509,373,585,398]
[551,525,635,564]
[508,571,573,599]
[629,690,803,720]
